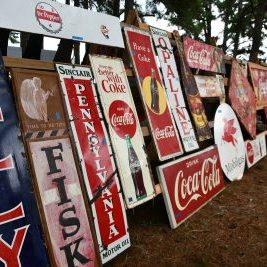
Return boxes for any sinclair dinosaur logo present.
[222,118,237,147]
[35,2,63,34]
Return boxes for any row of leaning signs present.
[1,1,267,267]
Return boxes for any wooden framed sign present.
[214,103,246,181]
[194,75,225,98]
[11,69,67,140]
[0,0,124,48]
[248,62,267,106]
[245,133,267,168]
[29,137,99,267]
[150,26,199,152]
[229,60,257,138]
[173,31,212,142]
[157,146,225,229]
[89,55,156,208]
[183,36,225,73]
[124,26,184,161]
[0,53,49,267]
[56,63,130,263]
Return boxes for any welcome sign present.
[157,146,225,229]
[150,27,199,152]
[56,63,130,263]
[89,55,156,208]
[124,26,183,160]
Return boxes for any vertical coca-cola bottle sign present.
[89,55,155,209]
[150,26,199,152]
[124,26,184,160]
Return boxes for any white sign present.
[0,0,124,48]
[214,103,246,181]
[245,134,267,168]
[150,26,199,152]
[89,55,156,209]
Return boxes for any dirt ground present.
[106,156,267,267]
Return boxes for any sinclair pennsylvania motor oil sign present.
[157,146,225,229]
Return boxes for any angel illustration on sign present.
[20,77,54,122]
[222,118,237,147]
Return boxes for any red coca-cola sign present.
[109,100,137,139]
[246,142,254,164]
[157,146,225,229]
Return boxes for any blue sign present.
[0,53,49,267]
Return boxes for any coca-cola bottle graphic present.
[150,68,160,113]
[125,134,147,200]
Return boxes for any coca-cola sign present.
[109,100,137,139]
[124,26,184,160]
[89,55,155,209]
[157,146,225,229]
[183,36,225,73]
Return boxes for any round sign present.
[108,100,137,139]
[214,103,245,181]
[35,2,62,34]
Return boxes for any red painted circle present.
[109,100,137,139]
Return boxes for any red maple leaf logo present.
[222,118,237,147]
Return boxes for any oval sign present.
[214,103,245,181]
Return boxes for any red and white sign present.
[245,133,267,168]
[150,27,199,152]
[194,75,225,98]
[0,0,124,48]
[248,62,267,106]
[229,60,257,138]
[214,103,246,181]
[56,64,130,263]
[157,146,225,229]
[89,55,156,208]
[124,26,183,160]
[29,138,98,267]
[183,36,225,73]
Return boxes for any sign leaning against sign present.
[0,52,49,267]
[124,26,184,161]
[173,31,212,142]
[157,146,225,229]
[183,36,225,73]
[214,103,246,181]
[0,0,124,48]
[56,63,130,263]
[11,68,99,266]
[89,55,156,208]
[229,60,257,139]
[150,26,199,152]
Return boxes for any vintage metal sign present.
[124,26,183,160]
[89,55,156,208]
[0,0,124,48]
[56,63,130,263]
[183,36,225,73]
[150,26,199,152]
[11,69,67,139]
[214,103,246,181]
[157,146,225,229]
[248,62,267,106]
[0,53,49,266]
[173,31,212,142]
[194,75,225,98]
[29,138,98,267]
[229,60,257,138]
[245,134,267,168]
